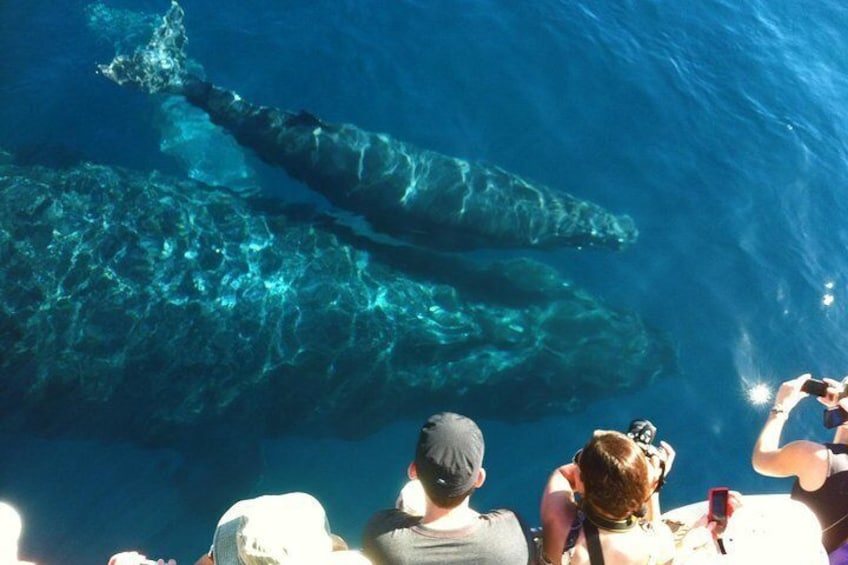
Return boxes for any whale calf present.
[98,1,637,252]
[0,158,670,443]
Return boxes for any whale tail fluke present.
[97,1,190,94]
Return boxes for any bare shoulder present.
[647,520,676,565]
[790,441,830,491]
[756,439,826,480]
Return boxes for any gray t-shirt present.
[363,508,531,565]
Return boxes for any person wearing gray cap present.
[362,412,532,564]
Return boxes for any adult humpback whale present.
[98,1,637,252]
[0,157,670,443]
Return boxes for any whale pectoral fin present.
[285,110,324,128]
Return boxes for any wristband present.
[770,404,787,417]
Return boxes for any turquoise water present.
[2,1,848,563]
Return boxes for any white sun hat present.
[212,492,370,565]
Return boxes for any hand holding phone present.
[802,378,830,397]
[707,487,732,552]
[824,406,848,429]
[802,377,848,409]
[707,487,730,526]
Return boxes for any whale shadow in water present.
[0,157,673,511]
[98,1,638,253]
[0,159,673,441]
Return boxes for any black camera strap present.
[582,504,638,532]
[583,519,606,565]
[580,505,641,565]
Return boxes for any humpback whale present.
[98,1,637,252]
[0,158,671,443]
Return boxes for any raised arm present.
[751,374,828,491]
[644,440,675,523]
[540,463,580,565]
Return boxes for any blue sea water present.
[2,0,848,563]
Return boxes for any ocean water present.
[2,0,848,563]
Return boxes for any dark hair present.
[421,484,477,509]
[578,430,651,519]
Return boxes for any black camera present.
[626,419,669,491]
[626,419,665,459]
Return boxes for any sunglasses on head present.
[572,448,582,465]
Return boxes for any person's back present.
[362,412,531,565]
[789,442,848,552]
[364,506,529,565]
[566,521,669,565]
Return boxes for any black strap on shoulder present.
[583,505,637,532]
[583,519,606,565]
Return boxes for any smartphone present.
[824,406,848,429]
[802,378,830,397]
[707,487,729,524]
